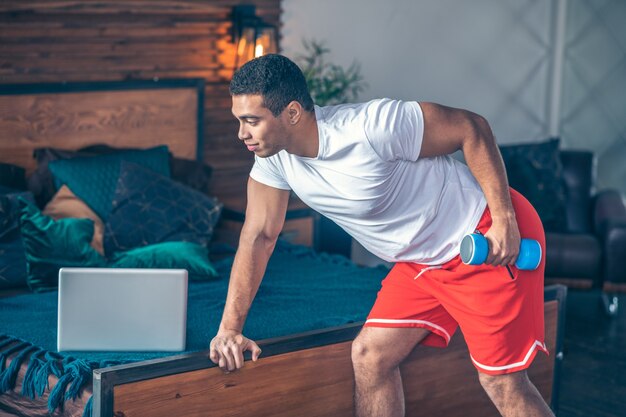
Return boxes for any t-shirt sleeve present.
[249,155,291,190]
[363,99,424,162]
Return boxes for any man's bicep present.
[243,177,290,240]
[418,102,476,159]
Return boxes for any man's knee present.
[351,334,397,378]
[351,327,428,381]
[351,336,381,371]
[478,370,530,398]
[478,370,554,416]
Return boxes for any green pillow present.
[18,198,107,292]
[48,146,170,220]
[110,241,219,281]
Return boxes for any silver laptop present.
[57,268,188,352]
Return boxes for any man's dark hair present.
[230,54,314,116]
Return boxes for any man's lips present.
[246,143,258,151]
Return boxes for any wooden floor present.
[558,290,626,417]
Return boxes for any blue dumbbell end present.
[515,239,542,270]
[460,233,489,265]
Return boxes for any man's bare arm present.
[418,102,519,266]
[209,177,290,371]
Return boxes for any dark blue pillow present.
[0,185,20,195]
[0,162,26,191]
[0,191,34,289]
[48,146,171,220]
[103,162,223,256]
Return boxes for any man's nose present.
[238,125,251,141]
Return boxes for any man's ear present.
[286,101,303,125]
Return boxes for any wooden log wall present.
[0,0,281,198]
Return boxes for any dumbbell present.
[460,233,542,270]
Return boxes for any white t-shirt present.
[249,98,487,265]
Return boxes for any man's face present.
[231,94,288,158]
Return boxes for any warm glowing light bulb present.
[255,44,264,57]
[237,37,247,57]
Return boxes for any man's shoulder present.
[317,99,383,126]
[319,98,390,113]
[322,98,418,122]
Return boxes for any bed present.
[0,80,566,417]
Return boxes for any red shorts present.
[364,188,548,375]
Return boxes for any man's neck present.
[288,111,319,158]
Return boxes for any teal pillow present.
[110,241,219,281]
[48,146,170,220]
[18,198,107,292]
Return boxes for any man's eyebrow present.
[232,113,261,120]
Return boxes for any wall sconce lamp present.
[231,5,278,70]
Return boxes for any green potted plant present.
[296,39,367,106]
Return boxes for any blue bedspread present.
[0,242,388,414]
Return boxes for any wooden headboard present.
[0,79,204,174]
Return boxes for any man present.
[209,54,554,417]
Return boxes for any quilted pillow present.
[103,162,223,256]
[47,146,170,219]
[18,199,107,292]
[499,138,568,232]
[0,191,34,289]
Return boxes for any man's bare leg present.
[478,371,556,417]
[351,327,430,417]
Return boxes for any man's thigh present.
[365,262,459,348]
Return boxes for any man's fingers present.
[497,247,518,266]
[223,348,236,371]
[214,345,235,371]
[506,253,519,266]
[486,247,500,265]
[250,342,262,361]
[486,241,517,266]
[230,344,244,369]
[209,348,219,364]
[243,339,262,361]
[484,236,498,265]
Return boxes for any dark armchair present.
[543,150,626,315]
